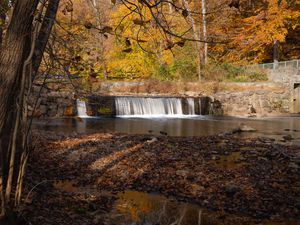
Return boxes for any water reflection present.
[53,180,78,193]
[109,191,212,225]
[214,152,246,170]
[108,191,300,225]
[33,116,300,142]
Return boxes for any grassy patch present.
[203,63,268,82]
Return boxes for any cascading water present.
[115,97,197,117]
[199,98,202,115]
[76,99,89,118]
[187,98,195,115]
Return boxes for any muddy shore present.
[22,131,300,225]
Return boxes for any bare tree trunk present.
[88,0,109,80]
[201,0,208,65]
[32,0,60,77]
[181,0,202,80]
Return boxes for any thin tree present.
[202,0,208,65]
[182,0,202,80]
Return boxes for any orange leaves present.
[219,0,300,63]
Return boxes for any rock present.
[288,162,299,172]
[190,184,205,195]
[250,105,256,113]
[211,155,219,160]
[258,137,275,143]
[146,137,158,144]
[185,91,198,97]
[159,131,168,136]
[224,184,240,197]
[283,134,293,141]
[64,106,75,116]
[176,170,189,177]
[239,124,257,132]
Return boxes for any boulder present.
[239,124,257,132]
[224,184,240,197]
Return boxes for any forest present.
[32,0,300,81]
[0,0,300,225]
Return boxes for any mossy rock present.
[97,107,112,115]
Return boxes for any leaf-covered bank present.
[21,131,300,224]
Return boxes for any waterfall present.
[76,99,89,117]
[199,98,202,115]
[115,97,185,116]
[187,98,195,115]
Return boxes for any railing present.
[250,59,300,70]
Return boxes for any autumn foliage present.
[49,0,299,81]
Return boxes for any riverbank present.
[21,131,300,224]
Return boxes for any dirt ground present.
[21,131,300,225]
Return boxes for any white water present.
[76,99,89,118]
[187,98,195,115]
[199,98,202,115]
[115,97,198,117]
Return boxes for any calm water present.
[33,116,300,143]
[108,191,300,225]
[109,191,221,225]
[52,181,300,225]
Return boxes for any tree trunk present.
[0,0,39,220]
[32,0,60,77]
[201,0,208,65]
[181,0,202,80]
[0,12,5,47]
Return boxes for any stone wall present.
[29,86,76,118]
[87,95,116,116]
[211,88,290,117]
[30,70,300,118]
